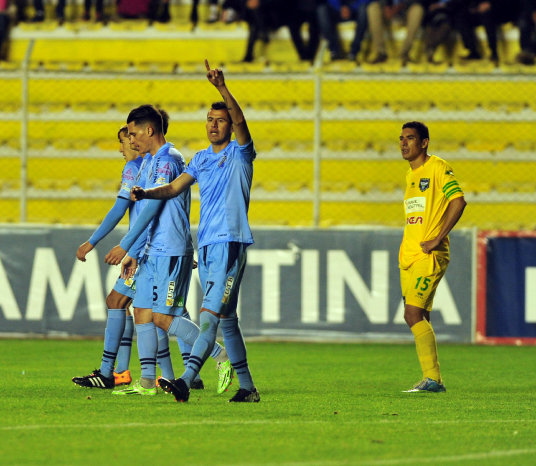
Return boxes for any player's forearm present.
[436,197,467,242]
[144,172,193,200]
[119,199,163,251]
[144,184,176,200]
[217,85,251,144]
[217,85,246,126]
[89,197,130,246]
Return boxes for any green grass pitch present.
[1,339,535,465]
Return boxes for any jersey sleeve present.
[185,152,200,180]
[118,160,140,199]
[238,139,256,162]
[439,162,464,202]
[88,196,131,246]
[119,199,164,253]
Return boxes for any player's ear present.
[147,126,154,137]
[422,138,429,149]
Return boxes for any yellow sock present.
[410,320,441,382]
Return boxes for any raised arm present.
[205,59,251,146]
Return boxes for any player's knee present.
[404,306,424,327]
[220,315,239,337]
[152,313,171,331]
[106,291,130,310]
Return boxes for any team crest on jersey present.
[155,176,166,185]
[218,155,227,168]
[419,178,430,192]
[121,182,130,192]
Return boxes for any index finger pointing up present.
[205,59,210,71]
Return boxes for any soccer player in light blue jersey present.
[72,113,203,391]
[72,124,144,390]
[104,104,233,396]
[131,60,259,402]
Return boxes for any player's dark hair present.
[157,108,170,135]
[211,101,228,112]
[127,104,164,135]
[402,121,429,141]
[117,124,128,140]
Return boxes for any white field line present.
[1,418,535,431]
[260,448,536,466]
[362,448,536,465]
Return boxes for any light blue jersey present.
[144,143,193,256]
[118,156,144,230]
[131,153,153,226]
[185,139,255,248]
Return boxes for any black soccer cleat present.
[72,369,115,389]
[190,379,205,390]
[228,387,260,403]
[158,377,190,402]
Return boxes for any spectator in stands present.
[393,1,429,66]
[190,0,240,27]
[243,0,319,63]
[452,0,521,64]
[27,0,68,23]
[83,0,104,22]
[423,0,457,64]
[14,0,47,22]
[366,0,389,63]
[148,0,171,22]
[0,0,10,60]
[516,0,536,64]
[117,0,151,19]
[316,0,372,62]
[293,0,320,61]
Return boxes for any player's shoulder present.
[427,154,452,173]
[157,145,184,164]
[122,159,141,180]
[429,154,450,167]
[126,156,143,171]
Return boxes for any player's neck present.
[409,153,429,170]
[149,136,167,156]
[211,140,230,154]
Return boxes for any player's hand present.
[121,255,137,279]
[104,244,127,265]
[76,241,94,262]
[205,59,225,88]
[193,259,198,269]
[420,238,441,254]
[130,186,146,201]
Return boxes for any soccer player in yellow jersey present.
[399,121,466,393]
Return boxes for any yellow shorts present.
[400,254,449,311]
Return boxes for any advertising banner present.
[0,226,474,342]
[477,231,536,345]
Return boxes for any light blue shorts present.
[112,267,138,299]
[132,254,193,316]
[198,242,248,317]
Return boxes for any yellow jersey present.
[399,154,464,270]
